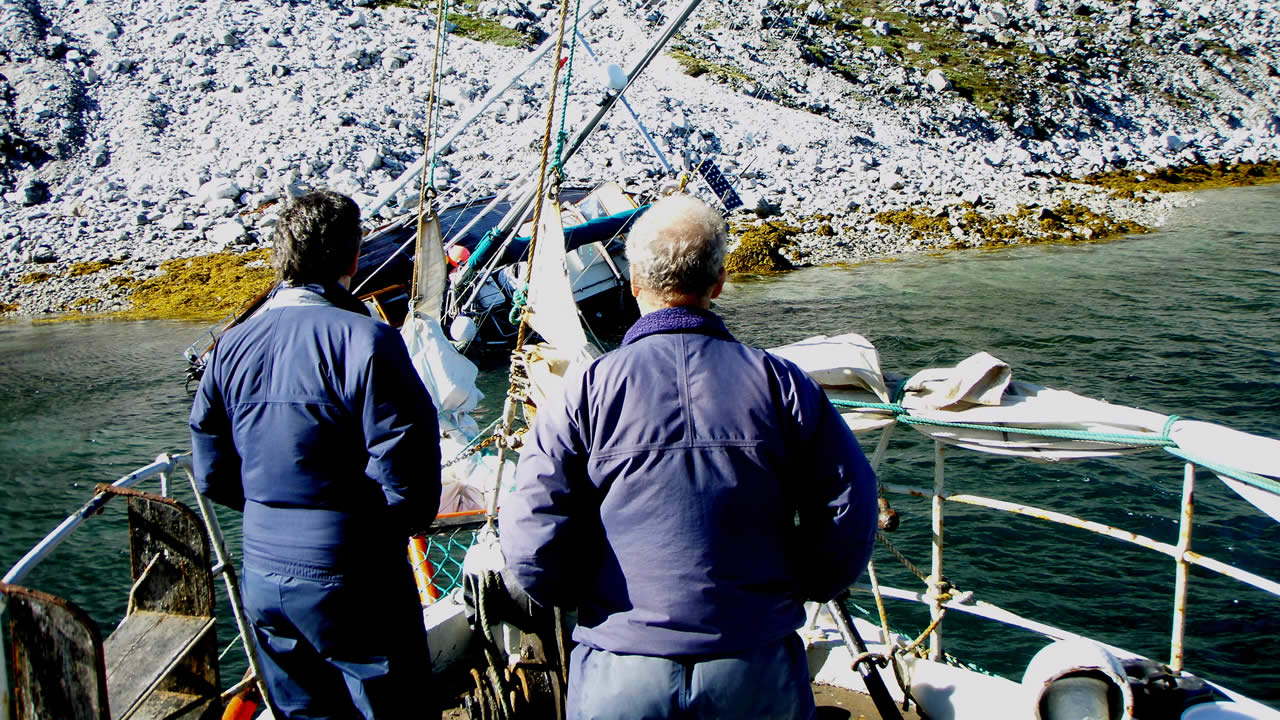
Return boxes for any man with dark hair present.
[499,194,879,719]
[190,190,441,719]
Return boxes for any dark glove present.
[463,567,550,635]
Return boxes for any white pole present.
[572,32,673,174]
[930,440,945,661]
[1171,461,1196,673]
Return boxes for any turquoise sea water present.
[1,184,1277,706]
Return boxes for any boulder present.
[196,178,241,206]
[207,221,247,248]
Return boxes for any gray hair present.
[625,194,727,297]
[271,190,362,285]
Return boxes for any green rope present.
[829,398,1175,447]
[552,0,584,171]
[508,282,529,325]
[897,416,1176,447]
[458,418,501,456]
[831,399,905,413]
[1165,447,1280,496]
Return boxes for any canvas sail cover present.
[780,335,1280,521]
[411,207,448,322]
[1168,420,1280,522]
[768,333,895,433]
[524,194,595,364]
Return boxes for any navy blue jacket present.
[500,306,878,657]
[190,285,441,581]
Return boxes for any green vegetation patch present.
[446,12,531,47]
[1037,201,1148,242]
[0,302,17,313]
[19,271,56,284]
[878,202,1148,250]
[874,208,951,241]
[115,248,274,321]
[371,0,535,47]
[67,259,120,277]
[727,221,800,274]
[1076,161,1280,195]
[669,49,756,90]
[798,0,1081,121]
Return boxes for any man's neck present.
[636,291,710,316]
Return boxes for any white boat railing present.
[8,412,1277,710]
[3,452,271,707]
[3,454,185,586]
[846,416,1280,682]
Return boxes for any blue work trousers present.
[243,565,435,720]
[567,633,816,720]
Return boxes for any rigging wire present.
[409,0,452,306]
[514,0,579,351]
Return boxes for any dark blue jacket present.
[500,306,877,657]
[190,285,441,581]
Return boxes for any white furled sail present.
[769,333,896,432]
[900,378,1173,460]
[524,194,594,363]
[1169,420,1280,522]
[411,208,448,321]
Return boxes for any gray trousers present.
[567,633,816,720]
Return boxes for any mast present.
[452,0,706,302]
[362,0,608,217]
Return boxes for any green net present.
[413,522,485,602]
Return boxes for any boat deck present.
[437,681,922,719]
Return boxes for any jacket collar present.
[268,282,371,317]
[621,306,734,347]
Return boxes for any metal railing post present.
[930,440,946,661]
[1171,461,1196,673]
[184,467,274,713]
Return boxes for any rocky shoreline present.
[1,0,1278,319]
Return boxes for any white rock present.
[359,148,383,171]
[987,3,1010,26]
[1163,133,1188,152]
[926,69,952,91]
[196,178,241,205]
[207,221,246,248]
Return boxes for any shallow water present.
[1,185,1277,705]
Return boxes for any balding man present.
[499,194,878,719]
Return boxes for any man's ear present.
[709,266,727,300]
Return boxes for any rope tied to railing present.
[830,398,1178,447]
